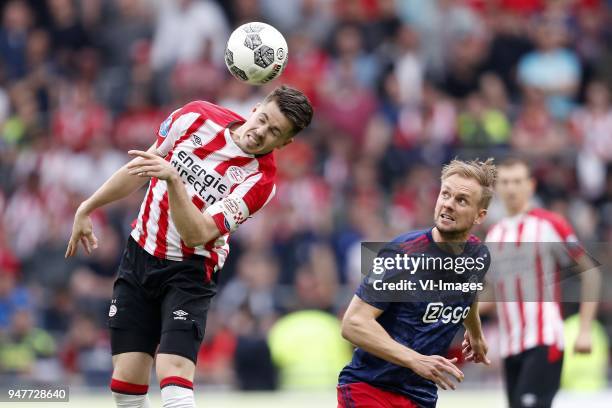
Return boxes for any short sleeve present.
[356,279,390,311]
[355,247,406,312]
[155,104,202,157]
[205,171,276,235]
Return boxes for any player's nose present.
[254,128,265,140]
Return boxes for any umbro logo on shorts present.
[173,310,189,320]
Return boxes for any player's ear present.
[473,208,487,225]
[279,136,294,148]
[528,177,536,194]
[252,103,260,113]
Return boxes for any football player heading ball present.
[66,21,310,406]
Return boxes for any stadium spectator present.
[0,0,610,399]
[0,308,56,378]
[517,15,581,119]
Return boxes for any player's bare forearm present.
[79,144,156,215]
[462,301,483,337]
[165,174,220,247]
[342,296,464,389]
[342,304,416,368]
[577,255,601,331]
[66,144,156,258]
[461,300,491,365]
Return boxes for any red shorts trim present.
[337,382,419,408]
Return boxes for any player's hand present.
[127,150,178,182]
[462,330,491,365]
[65,208,98,258]
[407,353,464,390]
[573,329,593,354]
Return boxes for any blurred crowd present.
[0,0,611,391]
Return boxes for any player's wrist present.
[166,171,181,185]
[77,201,94,217]
[402,348,420,369]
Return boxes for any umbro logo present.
[193,135,202,146]
[173,310,188,320]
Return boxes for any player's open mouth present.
[247,133,260,147]
[440,214,454,221]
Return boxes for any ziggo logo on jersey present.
[422,302,470,324]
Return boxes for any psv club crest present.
[226,166,246,184]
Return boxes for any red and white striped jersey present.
[485,208,583,358]
[131,100,276,273]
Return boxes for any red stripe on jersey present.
[181,240,195,258]
[193,128,226,160]
[192,195,205,211]
[204,241,219,280]
[154,191,170,259]
[179,195,207,258]
[240,170,275,215]
[515,220,525,247]
[497,281,512,354]
[467,234,481,244]
[516,277,526,352]
[215,156,254,176]
[528,208,584,257]
[138,178,158,247]
[173,113,207,150]
[535,221,545,344]
[152,151,176,258]
[397,235,429,254]
[210,212,228,235]
[197,101,245,126]
[130,218,137,229]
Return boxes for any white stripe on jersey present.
[486,209,572,357]
[131,101,276,271]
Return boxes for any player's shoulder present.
[181,100,246,126]
[467,234,482,244]
[470,234,490,258]
[527,207,567,223]
[392,229,430,244]
[527,207,574,236]
[386,229,431,254]
[485,219,505,237]
[253,151,276,178]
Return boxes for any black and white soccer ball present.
[224,22,288,85]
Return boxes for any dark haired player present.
[66,85,313,408]
[486,158,599,408]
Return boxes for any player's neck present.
[431,227,468,255]
[506,202,531,217]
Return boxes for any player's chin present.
[435,219,456,231]
[435,220,469,235]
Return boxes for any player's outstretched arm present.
[65,144,156,258]
[127,150,221,248]
[341,296,464,390]
[461,300,491,365]
[574,254,601,353]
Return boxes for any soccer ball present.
[224,22,288,85]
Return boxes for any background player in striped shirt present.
[484,157,600,408]
[64,85,313,408]
[338,159,496,408]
